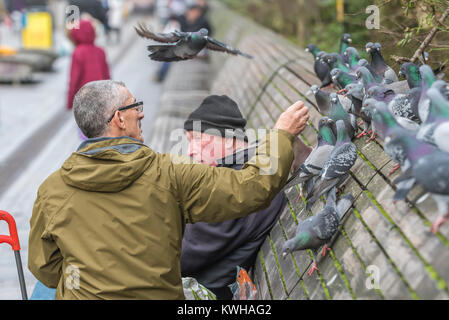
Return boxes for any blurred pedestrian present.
[180,95,312,299]
[28,80,310,299]
[107,0,124,44]
[69,0,109,35]
[67,19,110,111]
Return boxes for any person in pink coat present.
[67,19,111,111]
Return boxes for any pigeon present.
[417,65,437,122]
[398,62,422,89]
[416,87,449,146]
[228,266,257,300]
[306,45,332,88]
[357,58,384,83]
[344,83,372,138]
[285,117,336,192]
[343,47,360,70]
[361,98,380,141]
[434,123,449,154]
[324,53,350,73]
[309,85,332,116]
[330,68,357,90]
[366,42,398,83]
[365,85,420,122]
[305,120,358,211]
[356,66,382,91]
[339,33,352,56]
[282,187,354,276]
[329,93,357,139]
[432,80,449,100]
[389,132,449,233]
[135,24,253,61]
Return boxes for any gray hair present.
[73,80,129,138]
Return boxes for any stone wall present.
[208,3,449,300]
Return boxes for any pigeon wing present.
[321,143,357,180]
[204,36,253,59]
[135,23,186,43]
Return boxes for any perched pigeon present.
[339,33,352,56]
[344,83,372,138]
[434,123,449,154]
[356,66,382,91]
[361,98,380,141]
[329,93,357,139]
[389,132,449,233]
[398,62,422,89]
[285,117,336,192]
[309,85,332,115]
[343,47,360,70]
[324,53,350,73]
[417,65,436,122]
[365,85,420,122]
[366,42,398,83]
[135,24,253,61]
[306,45,332,88]
[416,87,449,146]
[282,187,354,276]
[330,68,357,90]
[305,120,357,211]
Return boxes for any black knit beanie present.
[184,95,247,141]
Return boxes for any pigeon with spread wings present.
[135,23,253,61]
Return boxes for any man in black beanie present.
[181,95,311,299]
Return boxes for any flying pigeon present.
[306,45,332,88]
[282,187,354,276]
[285,117,336,194]
[305,120,357,211]
[135,24,253,61]
[366,42,398,84]
[398,62,422,89]
[389,132,449,233]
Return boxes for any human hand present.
[274,101,310,136]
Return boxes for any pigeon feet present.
[356,130,368,139]
[322,245,331,257]
[388,163,401,176]
[336,185,346,197]
[367,132,377,143]
[431,215,449,234]
[308,261,319,276]
[358,120,364,126]
[295,191,303,203]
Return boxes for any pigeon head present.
[330,68,341,80]
[374,42,382,52]
[305,44,318,55]
[281,239,295,258]
[345,83,364,100]
[341,33,352,44]
[399,62,417,78]
[344,47,360,61]
[198,28,208,36]
[310,84,319,94]
[282,232,311,257]
[365,42,375,53]
[431,80,449,96]
[330,92,339,104]
[318,117,336,145]
[361,98,378,119]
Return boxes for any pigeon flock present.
[283,34,449,276]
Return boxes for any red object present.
[0,210,20,251]
[67,20,111,110]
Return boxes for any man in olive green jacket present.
[28,80,310,299]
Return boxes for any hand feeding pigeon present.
[282,187,354,276]
[135,24,253,61]
[305,120,357,211]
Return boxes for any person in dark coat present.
[67,19,110,110]
[181,95,311,299]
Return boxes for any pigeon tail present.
[336,194,354,220]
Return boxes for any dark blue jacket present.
[180,146,287,299]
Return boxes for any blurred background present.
[220,0,449,81]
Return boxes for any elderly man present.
[28,80,310,299]
[181,95,312,299]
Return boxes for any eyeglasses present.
[107,101,144,123]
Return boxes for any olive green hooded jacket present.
[28,129,294,299]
